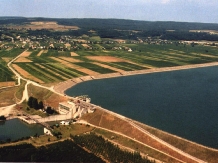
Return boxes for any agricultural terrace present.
[3,43,218,84]
[0,48,25,82]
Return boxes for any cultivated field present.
[3,43,218,84]
[70,52,79,56]
[5,21,79,31]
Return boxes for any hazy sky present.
[0,0,218,23]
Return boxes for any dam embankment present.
[62,63,218,149]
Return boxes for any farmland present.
[1,18,218,163]
[1,42,218,84]
[0,48,25,82]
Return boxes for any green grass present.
[74,62,116,74]
[42,63,84,78]
[89,36,101,42]
[16,63,57,83]
[41,50,71,57]
[29,50,41,57]
[0,48,24,58]
[0,64,14,82]
[103,62,146,71]
[28,56,58,63]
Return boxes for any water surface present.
[0,118,43,141]
[66,66,218,149]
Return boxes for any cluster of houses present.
[1,31,218,52]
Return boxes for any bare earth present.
[0,82,15,87]
[12,64,43,83]
[37,50,45,56]
[82,44,91,48]
[19,51,32,57]
[70,52,79,56]
[86,56,126,62]
[14,57,32,63]
[6,21,79,31]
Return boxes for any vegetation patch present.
[0,140,103,162]
[74,62,116,74]
[104,62,146,71]
[0,48,24,58]
[0,87,16,107]
[73,133,153,163]
[0,64,14,82]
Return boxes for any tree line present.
[73,133,154,163]
[27,96,54,114]
[0,140,104,162]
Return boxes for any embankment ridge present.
[54,62,218,94]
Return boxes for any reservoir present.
[66,66,218,149]
[0,119,43,141]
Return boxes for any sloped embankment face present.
[81,109,217,163]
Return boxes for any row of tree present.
[73,133,154,163]
[27,96,55,114]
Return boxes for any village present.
[1,24,218,53]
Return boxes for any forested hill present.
[1,17,218,31]
[1,17,218,41]
[57,19,218,31]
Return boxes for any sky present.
[0,0,218,23]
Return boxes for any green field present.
[1,43,218,83]
[0,48,26,82]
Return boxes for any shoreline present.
[54,61,218,95]
[53,62,218,151]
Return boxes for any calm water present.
[0,118,43,141]
[66,66,218,149]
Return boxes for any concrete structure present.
[58,99,96,119]
[59,101,76,116]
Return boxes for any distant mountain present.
[0,16,25,20]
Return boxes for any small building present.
[60,121,70,125]
[128,48,132,52]
[44,128,53,136]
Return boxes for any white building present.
[58,101,76,117]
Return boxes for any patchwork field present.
[12,64,43,83]
[1,44,218,85]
